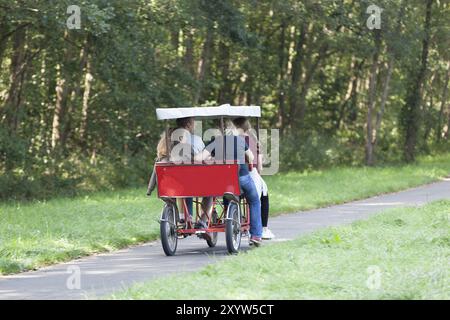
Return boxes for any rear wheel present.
[206,209,218,247]
[225,202,241,254]
[160,204,178,256]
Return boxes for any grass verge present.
[110,200,450,299]
[1,153,450,275]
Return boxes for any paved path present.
[1,179,449,300]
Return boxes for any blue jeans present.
[239,174,262,238]
[185,198,193,216]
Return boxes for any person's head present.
[156,129,173,160]
[233,117,251,132]
[176,117,194,133]
[224,119,238,136]
[157,127,191,160]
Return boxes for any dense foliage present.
[0,0,449,199]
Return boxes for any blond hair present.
[224,119,238,136]
[156,129,173,160]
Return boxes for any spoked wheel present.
[160,204,178,256]
[225,202,241,254]
[206,209,218,248]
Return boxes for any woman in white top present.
[233,117,275,240]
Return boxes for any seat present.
[223,192,240,203]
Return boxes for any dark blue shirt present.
[205,135,249,176]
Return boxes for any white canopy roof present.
[156,104,261,120]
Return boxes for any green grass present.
[1,153,450,275]
[0,190,161,274]
[110,200,450,300]
[267,153,450,214]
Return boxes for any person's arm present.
[193,135,206,155]
[147,165,157,196]
[195,137,216,162]
[257,153,263,173]
[241,136,254,165]
[245,149,254,164]
[194,148,211,162]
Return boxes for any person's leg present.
[193,197,213,229]
[185,198,193,216]
[222,196,230,218]
[201,197,213,218]
[239,174,262,238]
[260,194,269,228]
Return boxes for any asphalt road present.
[0,179,449,300]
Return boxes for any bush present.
[280,131,364,171]
[0,152,151,201]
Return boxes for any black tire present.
[206,209,218,247]
[225,202,241,254]
[160,204,178,256]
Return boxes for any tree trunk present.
[291,43,328,127]
[79,53,93,144]
[60,89,75,151]
[170,29,179,54]
[436,62,449,141]
[423,93,433,145]
[246,74,253,106]
[2,26,26,133]
[401,0,433,162]
[183,29,195,75]
[371,2,404,148]
[336,58,365,130]
[336,58,355,130]
[0,23,7,68]
[61,44,89,150]
[372,59,394,148]
[336,59,365,130]
[276,21,287,130]
[51,77,70,150]
[288,23,307,128]
[446,108,450,139]
[217,42,231,104]
[51,33,74,151]
[194,28,213,104]
[365,31,381,166]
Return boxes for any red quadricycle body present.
[155,162,250,255]
[152,104,261,256]
[156,162,240,198]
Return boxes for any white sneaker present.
[262,227,275,240]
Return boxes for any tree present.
[436,62,449,141]
[1,0,449,199]
[400,0,433,162]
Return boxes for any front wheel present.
[160,204,178,256]
[225,202,241,254]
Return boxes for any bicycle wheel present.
[160,203,178,256]
[225,202,241,254]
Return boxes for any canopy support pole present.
[165,121,170,158]
[220,116,225,163]
[256,117,260,171]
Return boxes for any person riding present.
[233,117,275,240]
[173,117,205,217]
[147,129,174,196]
[146,121,198,196]
[175,117,205,155]
[194,119,263,246]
